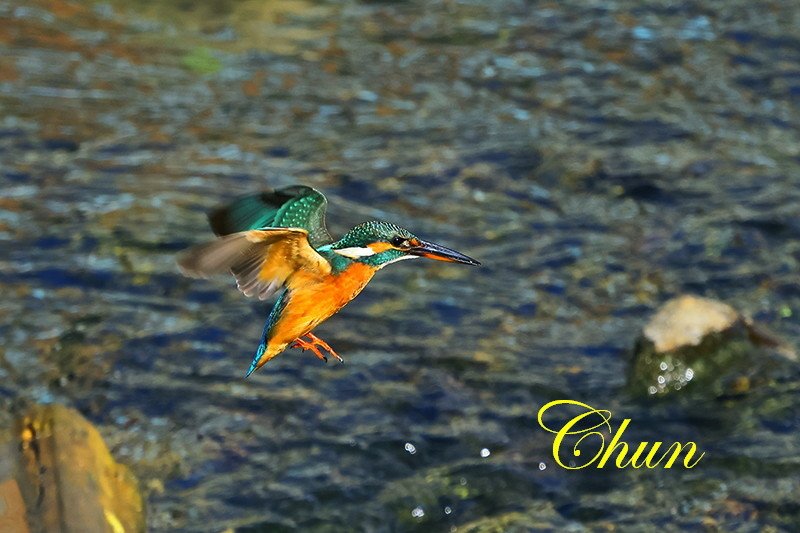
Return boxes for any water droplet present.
[659,362,668,371]
[657,375,666,385]
[357,90,378,102]
[685,368,694,380]
[632,26,655,40]
[411,506,425,518]
[648,386,657,395]
[404,442,416,455]
[480,448,491,458]
[511,108,530,121]
[459,477,467,486]
[655,154,671,166]
[444,506,452,515]
[538,462,546,470]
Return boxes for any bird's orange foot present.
[290,337,327,362]
[306,332,344,364]
[290,333,344,364]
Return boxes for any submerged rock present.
[0,404,144,533]
[628,295,796,398]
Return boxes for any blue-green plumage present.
[318,221,415,271]
[245,288,291,377]
[209,185,332,247]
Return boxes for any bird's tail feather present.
[244,344,266,378]
[245,316,273,377]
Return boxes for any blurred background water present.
[1,0,799,530]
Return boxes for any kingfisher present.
[178,185,480,377]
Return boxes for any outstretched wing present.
[177,228,331,300]
[208,186,332,248]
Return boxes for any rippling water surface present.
[1,0,799,530]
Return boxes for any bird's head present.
[330,221,480,269]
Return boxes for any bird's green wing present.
[208,185,333,248]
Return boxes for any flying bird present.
[178,185,480,377]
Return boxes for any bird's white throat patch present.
[333,246,377,259]
[377,254,418,269]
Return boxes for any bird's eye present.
[391,236,408,247]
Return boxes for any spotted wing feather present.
[208,186,332,248]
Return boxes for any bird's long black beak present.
[410,239,481,265]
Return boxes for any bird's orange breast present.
[268,262,377,347]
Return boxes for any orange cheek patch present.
[368,242,394,253]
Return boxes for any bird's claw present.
[290,333,341,364]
